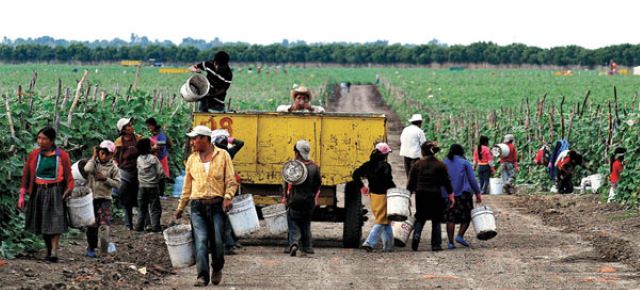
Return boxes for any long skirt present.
[443,192,474,224]
[25,184,67,235]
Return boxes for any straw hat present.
[291,86,311,99]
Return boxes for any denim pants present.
[364,224,393,250]
[477,165,492,195]
[287,209,313,251]
[136,186,162,230]
[190,200,225,281]
[222,213,237,250]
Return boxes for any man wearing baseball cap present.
[400,114,426,177]
[175,125,238,286]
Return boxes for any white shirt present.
[399,124,426,159]
[276,105,326,113]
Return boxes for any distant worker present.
[400,114,426,177]
[189,51,233,113]
[609,59,618,75]
[555,150,583,194]
[276,85,325,113]
[608,147,626,203]
[499,134,518,195]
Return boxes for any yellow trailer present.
[193,111,387,247]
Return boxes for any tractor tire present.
[343,181,363,248]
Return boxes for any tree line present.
[1,42,639,67]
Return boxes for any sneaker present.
[448,243,456,250]
[362,244,373,252]
[455,236,470,247]
[107,243,117,254]
[86,248,97,258]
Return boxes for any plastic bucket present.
[471,206,497,240]
[587,174,603,193]
[489,178,503,195]
[386,188,411,221]
[491,144,510,158]
[163,225,195,268]
[261,204,288,235]
[71,160,87,184]
[228,194,260,236]
[392,216,415,247]
[180,74,210,102]
[66,192,95,227]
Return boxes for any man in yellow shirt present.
[174,125,238,286]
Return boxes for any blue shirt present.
[443,156,481,197]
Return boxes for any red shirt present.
[499,143,518,167]
[473,145,493,165]
[556,156,572,173]
[610,160,623,184]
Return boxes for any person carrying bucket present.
[407,141,455,252]
[283,140,322,257]
[498,134,518,195]
[353,142,396,252]
[443,144,482,250]
[211,129,245,255]
[189,51,233,113]
[174,125,238,286]
[400,114,426,177]
[84,140,121,257]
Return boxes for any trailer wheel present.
[343,181,363,248]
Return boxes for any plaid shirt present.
[177,146,238,211]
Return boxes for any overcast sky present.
[3,0,638,49]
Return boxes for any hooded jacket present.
[137,154,165,188]
[84,157,121,200]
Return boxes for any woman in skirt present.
[443,144,482,249]
[18,127,75,262]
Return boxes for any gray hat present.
[503,134,515,143]
[294,140,311,161]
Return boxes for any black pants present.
[557,172,573,194]
[413,216,442,248]
[403,157,419,177]
[198,97,225,113]
[287,209,313,251]
[136,186,162,230]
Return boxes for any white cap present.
[116,118,132,132]
[186,125,212,138]
[211,129,230,140]
[409,114,422,123]
[295,140,311,161]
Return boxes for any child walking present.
[84,140,121,257]
[136,138,165,232]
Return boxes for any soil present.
[3,85,640,289]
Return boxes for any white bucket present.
[228,194,260,236]
[261,204,288,235]
[386,188,411,221]
[489,178,504,195]
[163,225,195,268]
[180,74,210,102]
[66,192,95,227]
[491,144,510,158]
[471,206,497,240]
[392,216,415,247]
[582,174,604,194]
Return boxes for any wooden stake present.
[3,94,16,138]
[560,96,565,139]
[580,90,590,117]
[53,79,61,130]
[67,70,90,127]
[133,65,141,91]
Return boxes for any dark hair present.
[447,144,465,160]
[37,126,56,144]
[421,141,440,156]
[477,136,489,162]
[569,150,583,166]
[145,117,159,129]
[136,138,152,155]
[214,51,230,65]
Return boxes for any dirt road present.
[3,85,639,289]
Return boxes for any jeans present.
[364,224,393,250]
[413,216,442,248]
[501,162,516,194]
[136,186,162,230]
[191,200,225,282]
[477,165,491,195]
[223,213,237,250]
[287,209,313,251]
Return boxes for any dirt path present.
[157,85,639,289]
[3,85,639,289]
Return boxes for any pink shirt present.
[473,145,493,165]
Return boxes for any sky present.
[2,0,639,49]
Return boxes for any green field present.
[1,64,639,257]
